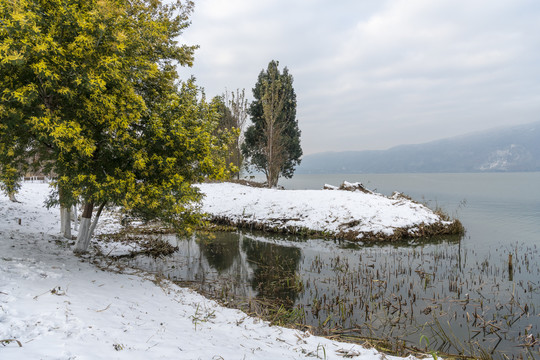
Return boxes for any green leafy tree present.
[0,130,32,202]
[0,0,232,252]
[242,61,302,187]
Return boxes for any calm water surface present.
[125,173,540,359]
[280,173,540,253]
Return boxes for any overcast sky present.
[178,0,540,155]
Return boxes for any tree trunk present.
[88,202,105,242]
[8,192,18,202]
[59,187,69,237]
[73,202,105,253]
[74,202,94,253]
[62,207,72,239]
[72,204,78,231]
[261,77,284,188]
[60,207,66,233]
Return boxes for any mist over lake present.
[298,121,540,174]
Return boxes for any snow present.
[479,144,529,171]
[198,182,448,238]
[0,181,419,359]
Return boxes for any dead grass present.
[207,215,464,243]
[97,231,178,258]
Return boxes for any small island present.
[198,181,463,242]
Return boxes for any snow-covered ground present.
[198,182,452,240]
[0,182,419,359]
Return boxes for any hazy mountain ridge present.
[298,121,540,173]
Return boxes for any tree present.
[0,0,232,252]
[225,89,249,179]
[242,61,302,187]
[0,136,28,203]
[211,95,239,178]
[0,52,41,202]
[212,89,249,179]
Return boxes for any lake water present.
[124,172,540,359]
[280,172,540,252]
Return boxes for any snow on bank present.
[1,182,418,360]
[198,182,454,240]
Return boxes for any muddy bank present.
[198,182,464,242]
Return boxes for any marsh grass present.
[98,225,538,360]
[209,215,464,243]
[98,231,178,258]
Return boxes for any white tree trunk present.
[72,204,78,231]
[62,207,72,239]
[8,192,18,202]
[74,202,104,253]
[74,202,94,253]
[88,213,100,242]
[74,217,91,253]
[60,207,66,233]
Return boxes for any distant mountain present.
[298,121,540,173]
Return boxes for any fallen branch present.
[95,304,111,312]
[1,339,22,347]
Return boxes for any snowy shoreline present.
[198,181,463,242]
[0,182,421,359]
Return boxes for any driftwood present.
[323,181,373,194]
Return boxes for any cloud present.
[179,0,540,154]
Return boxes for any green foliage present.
[0,0,232,234]
[0,164,21,197]
[242,60,302,187]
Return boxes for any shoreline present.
[198,181,464,242]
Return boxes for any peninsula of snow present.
[198,181,461,241]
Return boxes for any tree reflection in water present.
[198,232,241,273]
[241,237,302,305]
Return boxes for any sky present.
[177,0,540,155]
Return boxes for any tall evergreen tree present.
[242,61,302,187]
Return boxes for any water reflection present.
[242,237,302,304]
[199,232,241,273]
[122,230,539,359]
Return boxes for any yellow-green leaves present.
[9,83,38,104]
[2,51,24,64]
[32,59,59,81]
[0,0,232,233]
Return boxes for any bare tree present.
[224,89,249,179]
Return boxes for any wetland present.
[111,173,540,359]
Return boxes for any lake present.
[124,172,540,359]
